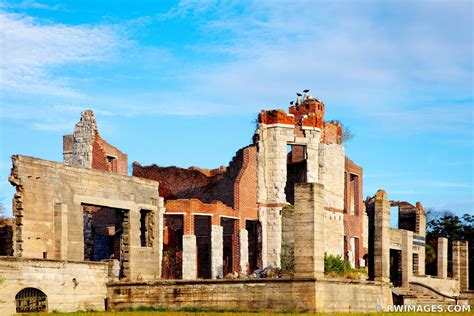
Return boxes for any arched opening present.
[16,287,48,313]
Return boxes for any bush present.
[324,253,367,280]
[324,253,352,275]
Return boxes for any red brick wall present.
[343,157,367,263]
[233,146,259,228]
[165,199,239,235]
[91,133,128,175]
[321,121,342,144]
[132,164,224,201]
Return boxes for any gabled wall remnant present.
[8,155,163,280]
[64,110,128,175]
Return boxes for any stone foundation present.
[0,257,109,314]
[106,278,392,313]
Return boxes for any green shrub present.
[324,253,352,275]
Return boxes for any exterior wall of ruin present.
[0,218,14,256]
[8,155,163,280]
[106,278,392,313]
[318,143,345,211]
[64,110,128,175]
[255,122,294,267]
[63,110,97,168]
[91,134,128,175]
[0,257,109,314]
[324,210,344,257]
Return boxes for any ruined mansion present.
[0,94,471,313]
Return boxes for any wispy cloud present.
[0,0,63,11]
[0,10,126,97]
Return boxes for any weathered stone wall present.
[324,210,344,257]
[0,257,108,314]
[64,110,97,168]
[8,155,163,280]
[318,143,345,211]
[106,278,392,313]
[256,124,294,267]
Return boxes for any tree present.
[341,123,354,143]
[425,211,473,289]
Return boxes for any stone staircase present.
[393,284,457,306]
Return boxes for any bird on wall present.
[303,89,310,101]
[296,93,302,105]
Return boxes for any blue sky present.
[0,0,472,222]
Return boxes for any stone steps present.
[395,286,456,306]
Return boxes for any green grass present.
[35,311,473,316]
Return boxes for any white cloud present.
[156,0,473,117]
[0,11,125,97]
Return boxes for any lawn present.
[34,310,473,316]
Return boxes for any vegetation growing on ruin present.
[324,253,367,280]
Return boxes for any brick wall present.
[321,121,342,145]
[165,200,239,235]
[343,157,367,265]
[132,164,224,201]
[92,134,128,175]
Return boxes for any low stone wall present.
[0,257,108,314]
[107,278,392,313]
[411,275,460,296]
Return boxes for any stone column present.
[453,240,469,291]
[211,225,223,279]
[294,183,325,278]
[182,235,197,280]
[437,237,448,279]
[374,190,390,282]
[401,230,413,287]
[239,228,249,275]
[256,124,294,267]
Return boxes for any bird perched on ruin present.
[296,93,302,105]
[303,89,310,101]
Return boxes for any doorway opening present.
[82,204,128,278]
[285,144,308,204]
[221,217,238,276]
[390,249,402,287]
[162,214,183,279]
[246,220,262,273]
[194,215,212,279]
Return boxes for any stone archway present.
[16,287,48,313]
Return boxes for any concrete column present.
[374,190,390,282]
[294,183,325,278]
[437,237,448,279]
[239,228,249,275]
[401,230,413,287]
[182,235,197,280]
[211,225,223,279]
[453,240,469,291]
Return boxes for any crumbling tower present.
[255,95,345,267]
